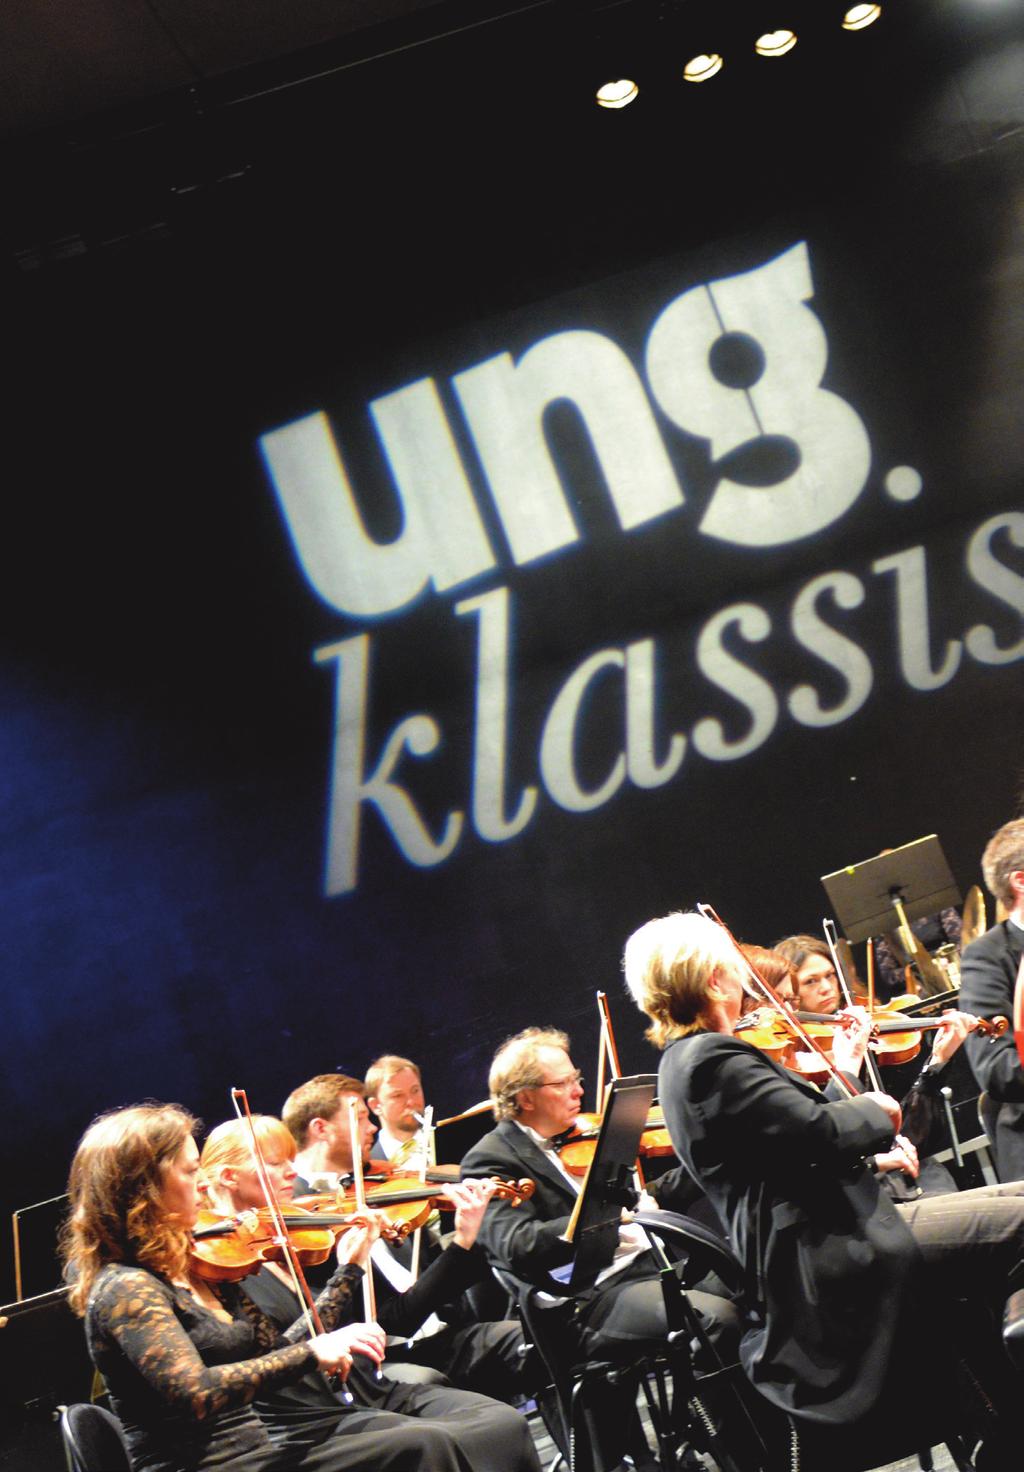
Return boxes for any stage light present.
[842,4,882,29]
[595,78,639,108]
[683,53,724,82]
[755,29,798,57]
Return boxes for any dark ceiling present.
[2,1,1022,290]
[0,0,522,140]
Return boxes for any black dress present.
[243,1264,543,1472]
[86,1259,361,1472]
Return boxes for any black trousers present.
[575,1254,739,1360]
[382,1320,540,1402]
[263,1380,541,1472]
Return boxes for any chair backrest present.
[491,1267,579,1383]
[978,1091,1000,1158]
[59,1401,132,1472]
[631,1208,746,1294]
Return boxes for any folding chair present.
[57,1402,132,1472]
[634,1211,985,1472]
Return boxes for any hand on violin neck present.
[831,1007,872,1073]
[446,1177,498,1250]
[928,1010,975,1068]
[335,1212,383,1267]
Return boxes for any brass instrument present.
[962,885,987,947]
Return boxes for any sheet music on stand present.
[820,834,961,945]
[564,1074,657,1293]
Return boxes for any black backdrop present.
[2,0,1023,1303]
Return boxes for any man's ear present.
[516,1088,535,1119]
[308,1115,330,1142]
[366,1095,380,1117]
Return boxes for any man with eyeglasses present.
[460,1027,738,1361]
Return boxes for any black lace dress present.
[86,1260,362,1472]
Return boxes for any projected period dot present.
[885,465,923,501]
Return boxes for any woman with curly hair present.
[62,1102,377,1472]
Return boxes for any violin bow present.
[823,918,885,1092]
[595,990,619,1113]
[697,904,860,1100]
[407,1105,434,1285]
[230,1088,353,1402]
[1014,953,1024,1070]
[344,1095,383,1354]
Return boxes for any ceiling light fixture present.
[755,29,798,57]
[683,53,724,82]
[595,78,639,108]
[842,5,882,30]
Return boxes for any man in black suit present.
[962,818,1024,1181]
[283,1073,534,1401]
[459,1027,738,1359]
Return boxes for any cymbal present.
[894,924,951,997]
[962,884,987,946]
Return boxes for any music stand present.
[821,834,961,945]
[564,1074,657,1292]
[433,1100,494,1165]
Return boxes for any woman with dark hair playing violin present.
[62,1103,542,1472]
[759,940,991,1195]
[62,1103,368,1472]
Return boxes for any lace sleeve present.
[90,1268,317,1421]
[307,1262,363,1335]
[230,1263,363,1349]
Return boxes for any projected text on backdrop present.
[260,242,1024,894]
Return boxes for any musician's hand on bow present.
[873,1133,919,1178]
[860,1091,903,1132]
[310,1327,356,1378]
[335,1211,383,1267]
[929,1010,978,1069]
[333,1320,387,1369]
[446,1178,498,1250]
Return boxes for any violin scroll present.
[496,1177,535,1206]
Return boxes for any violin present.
[737,1005,1009,1074]
[844,1008,1006,1067]
[189,1203,381,1282]
[556,1107,675,1177]
[296,1175,535,1237]
[734,1008,843,1084]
